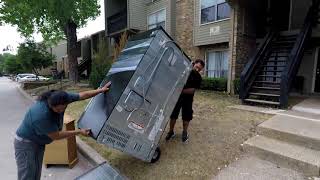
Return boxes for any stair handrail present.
[240,30,276,99]
[78,58,92,74]
[279,1,319,108]
[78,58,90,67]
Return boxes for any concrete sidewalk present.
[213,155,305,180]
[215,97,320,179]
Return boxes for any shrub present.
[233,78,240,94]
[112,32,128,62]
[200,77,227,91]
[89,32,129,89]
[89,38,112,89]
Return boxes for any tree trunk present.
[64,20,79,83]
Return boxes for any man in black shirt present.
[166,59,205,143]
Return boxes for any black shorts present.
[170,95,193,121]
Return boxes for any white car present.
[15,73,36,82]
[18,75,50,82]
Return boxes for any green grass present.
[65,90,271,180]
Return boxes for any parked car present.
[15,73,36,82]
[18,75,49,83]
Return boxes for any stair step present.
[264,60,287,63]
[278,35,298,39]
[272,49,291,53]
[254,81,280,84]
[244,135,320,176]
[279,30,300,36]
[269,55,289,58]
[270,51,290,54]
[258,114,320,151]
[252,86,280,90]
[271,46,292,50]
[260,70,283,72]
[257,75,281,78]
[249,92,280,97]
[272,45,294,49]
[262,65,286,68]
[244,98,280,105]
[273,41,295,44]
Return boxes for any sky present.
[0,0,105,54]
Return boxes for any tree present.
[3,54,23,74]
[16,41,55,75]
[0,0,100,82]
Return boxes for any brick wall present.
[175,0,201,61]
[228,2,256,94]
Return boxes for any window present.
[148,9,166,30]
[206,51,229,78]
[201,0,231,24]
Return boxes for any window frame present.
[205,49,229,78]
[147,8,166,30]
[199,0,231,26]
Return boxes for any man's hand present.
[79,129,91,136]
[100,81,112,93]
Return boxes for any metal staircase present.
[244,33,297,106]
[240,0,320,108]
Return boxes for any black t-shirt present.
[182,69,202,98]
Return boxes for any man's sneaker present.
[165,131,175,141]
[182,131,189,143]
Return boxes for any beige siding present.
[194,0,231,46]
[128,0,147,31]
[147,0,166,13]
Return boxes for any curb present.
[76,137,106,166]
[16,85,107,166]
[16,85,36,102]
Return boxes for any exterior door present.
[315,51,320,92]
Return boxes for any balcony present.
[107,9,127,35]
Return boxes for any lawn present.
[65,88,271,180]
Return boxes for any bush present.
[21,81,57,90]
[89,38,112,89]
[233,78,240,94]
[200,77,227,91]
[113,32,128,62]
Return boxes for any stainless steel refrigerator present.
[78,27,192,162]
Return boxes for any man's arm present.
[182,88,196,94]
[48,129,90,140]
[79,81,111,100]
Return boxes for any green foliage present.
[113,32,128,61]
[233,78,240,94]
[200,77,241,94]
[0,0,100,82]
[200,77,228,91]
[89,39,112,89]
[0,54,5,73]
[4,54,24,74]
[0,0,100,43]
[16,41,55,75]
